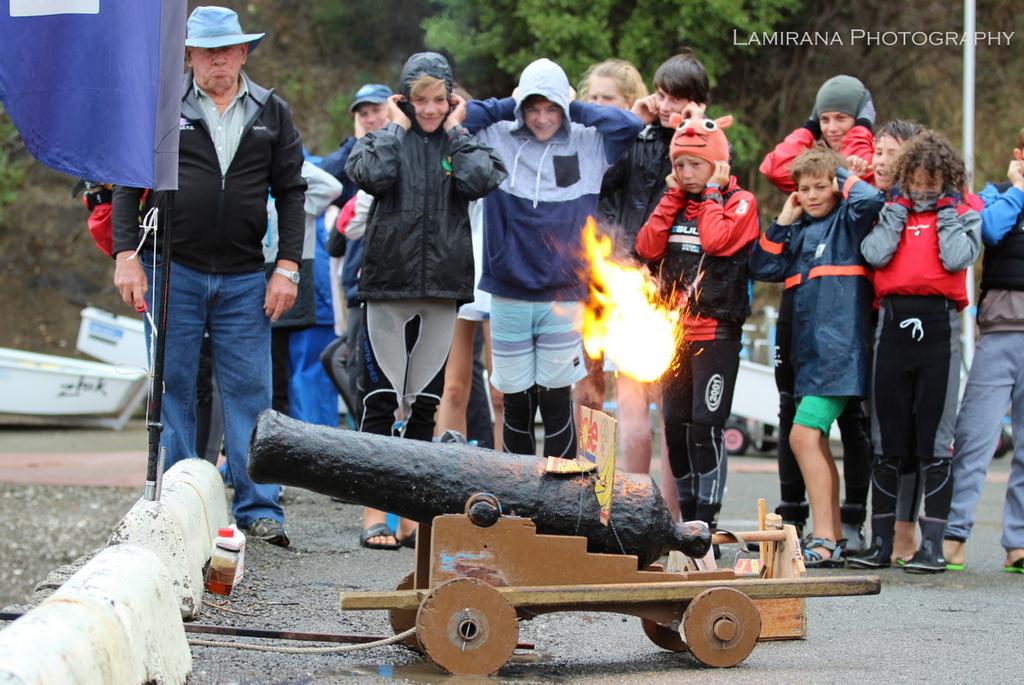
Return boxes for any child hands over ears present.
[387,94,412,131]
[777,192,803,226]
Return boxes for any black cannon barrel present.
[248,411,711,567]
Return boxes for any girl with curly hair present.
[851,130,982,573]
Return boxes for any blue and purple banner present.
[0,0,186,189]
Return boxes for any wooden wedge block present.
[755,597,806,640]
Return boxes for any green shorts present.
[793,395,851,435]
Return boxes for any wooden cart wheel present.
[388,571,419,650]
[415,577,518,676]
[682,587,761,668]
[641,617,689,652]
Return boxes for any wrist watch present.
[273,267,300,285]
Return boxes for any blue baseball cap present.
[185,6,265,52]
[350,84,393,112]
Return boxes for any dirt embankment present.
[0,168,130,356]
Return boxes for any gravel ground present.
[2,426,1023,683]
[0,483,138,610]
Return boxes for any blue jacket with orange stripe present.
[750,168,884,398]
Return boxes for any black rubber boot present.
[775,502,808,538]
[840,503,868,554]
[677,499,698,523]
[903,516,948,574]
[847,514,895,569]
[695,503,721,530]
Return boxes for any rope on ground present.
[188,627,417,654]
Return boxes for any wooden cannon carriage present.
[339,494,881,676]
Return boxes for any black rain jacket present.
[599,123,674,255]
[344,52,507,303]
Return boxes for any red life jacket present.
[872,205,972,310]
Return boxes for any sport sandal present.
[802,536,844,568]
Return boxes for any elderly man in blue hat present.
[112,6,307,546]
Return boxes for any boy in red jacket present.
[760,74,876,191]
[635,114,759,533]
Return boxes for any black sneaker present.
[847,546,892,569]
[903,541,946,574]
[244,518,290,547]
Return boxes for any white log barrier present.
[109,458,229,618]
[0,545,191,685]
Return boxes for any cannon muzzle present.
[248,411,710,566]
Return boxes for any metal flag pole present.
[961,0,976,368]
[144,190,175,501]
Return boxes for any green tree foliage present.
[423,0,800,96]
[0,112,29,227]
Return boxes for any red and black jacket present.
[635,177,759,341]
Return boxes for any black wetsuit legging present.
[662,338,742,529]
[773,291,871,532]
[870,296,958,527]
[502,385,576,458]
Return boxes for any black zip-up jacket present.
[599,123,674,254]
[344,52,507,303]
[112,72,307,273]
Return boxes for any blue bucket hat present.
[349,84,393,112]
[185,6,265,53]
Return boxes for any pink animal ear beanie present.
[668,113,733,165]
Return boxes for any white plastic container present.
[76,306,147,368]
[205,525,246,595]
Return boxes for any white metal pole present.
[962,0,976,367]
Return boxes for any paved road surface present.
[2,422,1022,683]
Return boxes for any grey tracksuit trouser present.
[946,331,1024,550]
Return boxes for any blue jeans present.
[143,255,282,527]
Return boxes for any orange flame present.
[581,219,681,382]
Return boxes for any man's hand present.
[709,160,730,188]
[631,94,658,125]
[444,94,467,131]
[777,192,803,226]
[113,252,148,312]
[387,94,412,131]
[265,260,298,322]
[1009,149,1024,191]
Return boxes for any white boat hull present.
[0,347,148,429]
